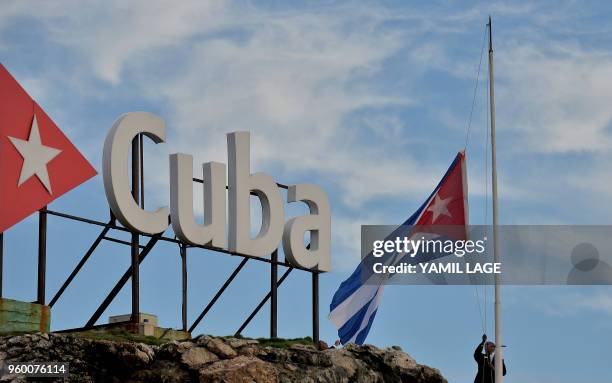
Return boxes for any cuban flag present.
[329,151,468,345]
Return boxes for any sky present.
[1,1,612,381]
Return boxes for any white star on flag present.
[8,115,62,194]
[426,194,453,222]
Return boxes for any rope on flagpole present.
[463,24,488,152]
[483,40,492,336]
[466,23,489,336]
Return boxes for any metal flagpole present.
[487,16,503,383]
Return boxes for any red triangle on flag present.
[0,64,97,233]
[411,151,469,241]
[417,151,468,227]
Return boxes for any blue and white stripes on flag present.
[327,209,424,345]
[328,152,468,345]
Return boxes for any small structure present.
[0,298,50,334]
[108,313,190,340]
[109,313,157,336]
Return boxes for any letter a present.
[283,184,331,271]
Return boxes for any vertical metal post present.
[488,16,503,383]
[312,271,319,344]
[181,244,188,332]
[130,136,140,324]
[270,250,278,338]
[139,134,144,208]
[37,208,47,305]
[0,232,3,298]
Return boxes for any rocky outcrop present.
[0,333,447,382]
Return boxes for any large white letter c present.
[103,112,169,234]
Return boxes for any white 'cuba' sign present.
[102,112,331,272]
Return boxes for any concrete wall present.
[0,298,50,334]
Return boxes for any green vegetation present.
[70,329,314,348]
[4,329,315,349]
[222,334,314,349]
[64,328,168,346]
[255,336,313,348]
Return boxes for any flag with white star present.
[329,151,468,345]
[414,150,468,227]
[0,64,97,233]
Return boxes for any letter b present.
[227,132,284,257]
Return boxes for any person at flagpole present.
[474,334,507,383]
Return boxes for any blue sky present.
[1,1,612,381]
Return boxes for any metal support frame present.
[49,220,113,307]
[189,257,249,333]
[85,233,161,328]
[180,244,187,332]
[270,250,278,338]
[131,136,140,324]
[44,209,310,270]
[235,267,293,336]
[26,136,322,341]
[139,134,144,207]
[37,207,47,305]
[43,207,320,339]
[312,272,319,343]
[103,236,145,249]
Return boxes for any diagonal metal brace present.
[235,267,293,336]
[85,233,162,328]
[49,219,114,307]
[189,257,249,333]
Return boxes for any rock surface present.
[0,333,447,382]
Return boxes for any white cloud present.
[524,288,612,318]
[5,0,612,269]
[498,42,612,153]
[31,0,229,85]
[115,2,425,208]
[0,1,429,209]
